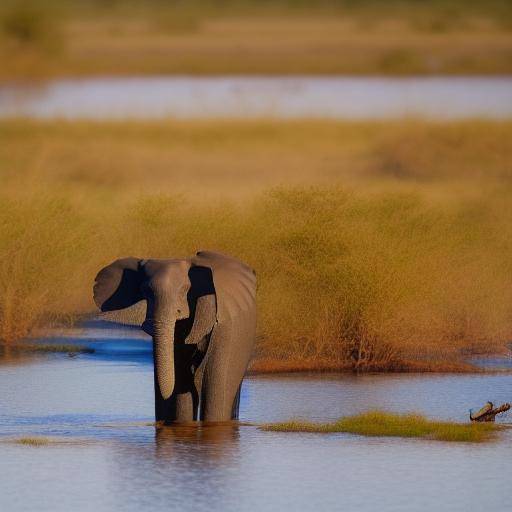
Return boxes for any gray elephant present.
[93,251,256,423]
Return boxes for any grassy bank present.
[261,411,498,442]
[249,358,481,374]
[1,119,512,371]
[1,0,511,80]
[1,344,93,354]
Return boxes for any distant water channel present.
[0,322,511,512]
[1,76,511,120]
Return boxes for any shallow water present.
[1,327,511,512]
[1,76,512,120]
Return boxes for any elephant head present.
[93,258,193,400]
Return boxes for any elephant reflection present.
[155,423,241,459]
[93,251,256,423]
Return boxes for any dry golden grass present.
[2,119,511,197]
[261,411,498,442]
[1,119,512,370]
[0,1,511,79]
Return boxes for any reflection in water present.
[0,352,511,512]
[103,423,243,512]
[154,422,240,460]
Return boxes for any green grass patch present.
[262,411,498,442]
[14,437,52,446]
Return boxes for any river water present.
[0,326,511,512]
[1,76,511,120]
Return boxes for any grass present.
[249,358,481,374]
[7,344,93,354]
[1,119,512,371]
[0,0,511,79]
[261,411,498,442]
[2,119,511,197]
[7,436,89,446]
[14,437,52,446]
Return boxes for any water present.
[1,327,511,512]
[1,76,512,120]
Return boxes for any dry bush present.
[1,119,511,370]
[1,186,511,368]
[0,193,96,341]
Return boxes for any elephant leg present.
[155,392,195,424]
[200,323,251,422]
[155,347,198,423]
[231,384,242,420]
[171,392,195,422]
[200,365,241,422]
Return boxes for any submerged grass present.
[1,119,512,370]
[262,411,498,442]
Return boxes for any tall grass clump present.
[1,186,511,368]
[0,193,94,342]
[245,187,512,369]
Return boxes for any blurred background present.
[1,0,511,78]
[1,0,512,371]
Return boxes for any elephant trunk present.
[153,319,175,400]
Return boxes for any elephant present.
[93,251,256,424]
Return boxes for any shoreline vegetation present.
[1,0,512,81]
[248,358,484,374]
[0,333,501,374]
[0,343,93,355]
[1,118,512,373]
[261,411,498,442]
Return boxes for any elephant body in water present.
[93,251,256,423]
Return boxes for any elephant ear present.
[191,251,256,323]
[93,257,143,312]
